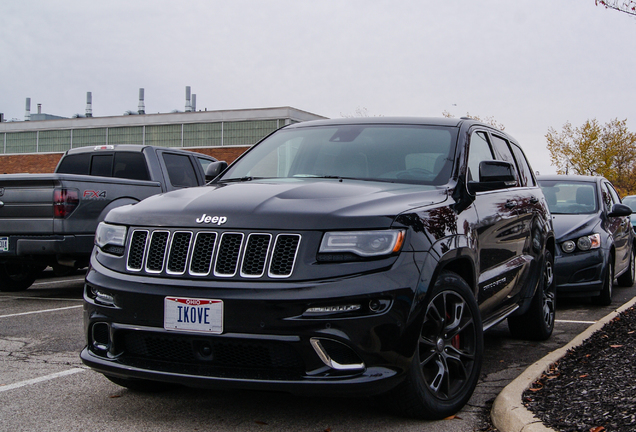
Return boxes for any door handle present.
[529,196,539,204]
[505,200,517,209]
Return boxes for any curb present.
[491,296,636,432]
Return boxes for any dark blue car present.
[538,175,635,305]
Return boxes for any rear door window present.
[113,152,150,180]
[510,143,536,187]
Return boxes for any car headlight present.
[95,222,127,249]
[561,233,600,253]
[319,230,405,257]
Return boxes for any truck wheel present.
[384,271,483,419]
[508,249,556,341]
[593,256,614,306]
[104,375,178,392]
[0,262,39,292]
[617,247,635,287]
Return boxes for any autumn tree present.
[546,118,636,195]
[442,111,506,131]
[595,0,636,17]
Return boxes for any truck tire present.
[383,271,483,419]
[0,262,40,292]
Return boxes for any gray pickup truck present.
[0,144,217,291]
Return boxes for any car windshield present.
[218,124,457,185]
[622,196,636,212]
[539,180,598,214]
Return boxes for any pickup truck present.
[0,144,217,291]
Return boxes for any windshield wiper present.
[219,176,256,183]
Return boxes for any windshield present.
[539,180,598,214]
[622,196,636,212]
[218,124,457,185]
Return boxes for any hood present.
[551,213,601,241]
[105,178,448,230]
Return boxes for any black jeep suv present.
[81,117,555,419]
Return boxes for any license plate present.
[164,297,223,334]
[0,237,8,252]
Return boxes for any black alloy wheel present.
[508,249,556,341]
[0,262,40,292]
[384,271,483,419]
[594,256,614,306]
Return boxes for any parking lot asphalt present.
[2,271,635,431]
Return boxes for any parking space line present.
[0,305,83,319]
[0,368,85,393]
[32,277,85,286]
[555,319,597,324]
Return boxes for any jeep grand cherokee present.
[81,117,555,419]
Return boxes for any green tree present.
[546,118,636,195]
[595,0,636,17]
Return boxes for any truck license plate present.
[164,297,223,334]
[0,237,8,252]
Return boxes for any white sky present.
[1,0,635,175]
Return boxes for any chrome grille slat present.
[125,228,300,279]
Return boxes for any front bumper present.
[81,252,426,396]
[554,248,605,297]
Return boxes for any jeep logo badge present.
[196,214,228,225]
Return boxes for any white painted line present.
[555,319,597,324]
[0,305,83,319]
[32,277,85,286]
[0,368,85,393]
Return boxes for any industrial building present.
[0,89,327,173]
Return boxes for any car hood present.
[551,213,601,241]
[105,179,448,230]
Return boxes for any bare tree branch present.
[595,0,636,17]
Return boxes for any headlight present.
[95,222,127,249]
[561,233,600,253]
[319,230,405,257]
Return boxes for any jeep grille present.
[126,229,301,279]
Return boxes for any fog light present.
[91,286,115,306]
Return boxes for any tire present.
[617,247,635,287]
[104,375,178,392]
[508,249,556,341]
[0,262,39,292]
[383,271,483,420]
[593,256,614,306]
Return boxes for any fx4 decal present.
[83,190,107,199]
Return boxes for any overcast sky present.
[1,0,635,175]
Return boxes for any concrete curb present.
[491,296,636,432]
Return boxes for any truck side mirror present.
[468,160,517,194]
[609,203,632,218]
[205,161,228,182]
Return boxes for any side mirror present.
[205,161,228,181]
[609,203,632,218]
[468,160,517,193]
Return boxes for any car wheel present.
[593,256,614,306]
[617,247,635,287]
[383,271,483,419]
[508,249,556,341]
[0,262,39,292]
[104,375,178,392]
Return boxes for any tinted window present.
[56,153,91,174]
[163,153,198,188]
[113,152,150,181]
[91,154,113,177]
[467,132,493,182]
[510,143,536,187]
[220,125,457,186]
